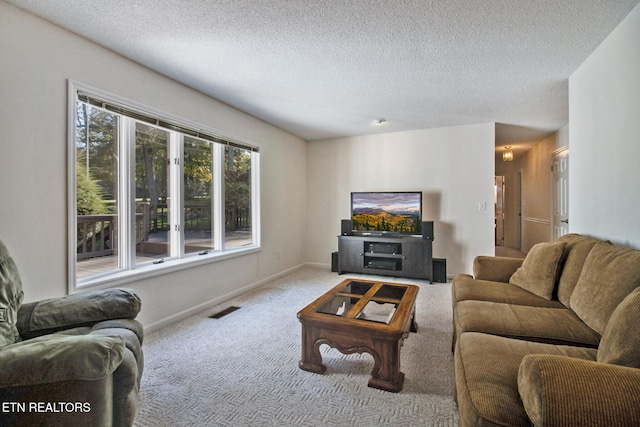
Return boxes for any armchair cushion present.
[0,333,124,388]
[518,354,640,427]
[17,288,141,339]
[509,241,566,300]
[0,238,23,347]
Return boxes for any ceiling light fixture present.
[502,146,514,162]
[372,118,386,126]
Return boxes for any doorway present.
[495,172,523,250]
[552,147,569,239]
[515,170,522,249]
[495,176,504,246]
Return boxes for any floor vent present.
[209,306,240,319]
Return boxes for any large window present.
[70,82,260,290]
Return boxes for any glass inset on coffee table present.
[297,278,419,392]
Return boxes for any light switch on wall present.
[479,201,487,211]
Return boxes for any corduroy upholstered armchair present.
[0,237,143,426]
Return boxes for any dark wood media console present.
[338,234,433,281]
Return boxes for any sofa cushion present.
[473,256,524,283]
[454,300,601,347]
[570,242,640,335]
[518,354,640,427]
[452,274,565,308]
[597,287,640,368]
[455,332,596,427]
[509,241,567,300]
[555,234,601,307]
[0,238,24,347]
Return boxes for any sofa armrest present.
[0,334,124,388]
[518,354,640,427]
[473,256,524,282]
[17,288,141,339]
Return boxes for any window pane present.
[75,103,119,279]
[183,137,214,254]
[135,123,170,263]
[225,146,252,248]
[72,88,261,290]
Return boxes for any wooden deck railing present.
[77,203,250,260]
[77,212,148,260]
[77,214,117,260]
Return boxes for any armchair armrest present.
[0,334,124,388]
[518,354,640,427]
[17,288,141,339]
[473,256,524,282]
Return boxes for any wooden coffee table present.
[297,278,418,392]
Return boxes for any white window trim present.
[67,80,261,293]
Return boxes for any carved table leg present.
[298,325,326,374]
[367,338,404,392]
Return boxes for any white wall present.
[0,3,307,329]
[306,123,496,275]
[569,4,640,248]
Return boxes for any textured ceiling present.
[5,0,639,143]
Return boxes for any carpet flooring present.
[133,266,458,426]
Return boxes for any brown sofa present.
[451,234,640,426]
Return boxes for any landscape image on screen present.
[351,192,422,234]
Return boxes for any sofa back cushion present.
[598,287,640,367]
[509,241,566,300]
[555,234,601,307]
[0,238,24,347]
[570,242,640,335]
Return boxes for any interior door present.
[515,171,522,249]
[552,147,569,239]
[495,176,505,246]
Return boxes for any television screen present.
[350,192,422,235]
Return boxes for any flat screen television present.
[350,191,422,235]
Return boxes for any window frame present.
[67,80,261,293]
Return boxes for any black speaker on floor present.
[422,221,434,240]
[331,252,339,272]
[433,258,447,283]
[341,219,352,236]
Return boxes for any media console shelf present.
[338,234,432,281]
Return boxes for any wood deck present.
[77,231,252,279]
